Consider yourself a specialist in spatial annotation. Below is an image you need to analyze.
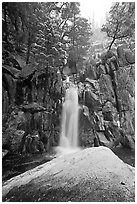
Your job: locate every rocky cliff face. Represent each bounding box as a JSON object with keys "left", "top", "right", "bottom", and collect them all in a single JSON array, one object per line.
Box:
[
  {"left": 81, "top": 47, "right": 135, "bottom": 149},
  {"left": 2, "top": 47, "right": 135, "bottom": 153}
]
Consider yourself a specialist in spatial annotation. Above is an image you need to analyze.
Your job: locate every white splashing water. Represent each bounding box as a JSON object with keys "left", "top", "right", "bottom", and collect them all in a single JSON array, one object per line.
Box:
[{"left": 56, "top": 85, "right": 80, "bottom": 155}]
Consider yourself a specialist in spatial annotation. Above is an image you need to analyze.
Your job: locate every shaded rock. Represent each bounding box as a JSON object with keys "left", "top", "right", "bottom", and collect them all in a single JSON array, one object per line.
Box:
[
  {"left": 2, "top": 110, "right": 26, "bottom": 151},
  {"left": 2, "top": 65, "right": 19, "bottom": 79},
  {"left": 2, "top": 147, "right": 135, "bottom": 202},
  {"left": 98, "top": 64, "right": 106, "bottom": 74},
  {"left": 85, "top": 65, "right": 97, "bottom": 80},
  {"left": 118, "top": 91, "right": 134, "bottom": 111},
  {"left": 121, "top": 111, "right": 135, "bottom": 136},
  {"left": 125, "top": 49, "right": 135, "bottom": 64},
  {"left": 2, "top": 73, "right": 16, "bottom": 104},
  {"left": 21, "top": 102, "right": 47, "bottom": 114},
  {"left": 96, "top": 64, "right": 107, "bottom": 77},
  {"left": 94, "top": 111, "right": 104, "bottom": 131},
  {"left": 98, "top": 74, "right": 115, "bottom": 104},
  {"left": 102, "top": 101, "right": 117, "bottom": 113},
  {"left": 100, "top": 50, "right": 116, "bottom": 64},
  {"left": 96, "top": 132, "right": 112, "bottom": 146},
  {"left": 116, "top": 67, "right": 135, "bottom": 111},
  {"left": 85, "top": 90, "right": 101, "bottom": 112},
  {"left": 22, "top": 131, "right": 45, "bottom": 154},
  {"left": 103, "top": 111, "right": 113, "bottom": 121},
  {"left": 121, "top": 135, "right": 135, "bottom": 150},
  {"left": 104, "top": 121, "right": 122, "bottom": 143},
  {"left": 5, "top": 110, "right": 26, "bottom": 131},
  {"left": 129, "top": 64, "right": 135, "bottom": 80},
  {"left": 117, "top": 46, "right": 129, "bottom": 66},
  {"left": 15, "top": 62, "right": 37, "bottom": 79},
  {"left": 85, "top": 78, "right": 99, "bottom": 90},
  {"left": 84, "top": 79, "right": 101, "bottom": 112},
  {"left": 4, "top": 129, "right": 25, "bottom": 153},
  {"left": 79, "top": 109, "right": 95, "bottom": 147},
  {"left": 102, "top": 101, "right": 117, "bottom": 122},
  {"left": 93, "top": 136, "right": 100, "bottom": 147},
  {"left": 117, "top": 46, "right": 135, "bottom": 66}
]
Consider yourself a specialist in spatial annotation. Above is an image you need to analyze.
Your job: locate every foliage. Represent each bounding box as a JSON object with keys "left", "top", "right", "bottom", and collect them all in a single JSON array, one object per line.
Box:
[
  {"left": 2, "top": 2, "right": 92, "bottom": 107},
  {"left": 102, "top": 2, "right": 135, "bottom": 50},
  {"left": 2, "top": 2, "right": 92, "bottom": 72}
]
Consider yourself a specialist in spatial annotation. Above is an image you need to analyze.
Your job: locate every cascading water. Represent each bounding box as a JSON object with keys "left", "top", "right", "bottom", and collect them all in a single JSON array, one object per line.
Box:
[
  {"left": 56, "top": 82, "right": 80, "bottom": 154},
  {"left": 60, "top": 86, "right": 79, "bottom": 148}
]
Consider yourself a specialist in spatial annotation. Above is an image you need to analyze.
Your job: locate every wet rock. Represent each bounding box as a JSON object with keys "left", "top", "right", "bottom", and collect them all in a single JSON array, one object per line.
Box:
[{"left": 2, "top": 147, "right": 135, "bottom": 202}]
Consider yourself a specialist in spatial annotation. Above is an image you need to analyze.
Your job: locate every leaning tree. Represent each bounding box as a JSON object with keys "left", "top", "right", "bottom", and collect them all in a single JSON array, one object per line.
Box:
[{"left": 102, "top": 2, "right": 135, "bottom": 50}]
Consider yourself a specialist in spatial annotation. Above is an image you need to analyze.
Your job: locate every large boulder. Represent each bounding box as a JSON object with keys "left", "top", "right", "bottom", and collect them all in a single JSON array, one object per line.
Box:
[{"left": 2, "top": 147, "right": 135, "bottom": 202}]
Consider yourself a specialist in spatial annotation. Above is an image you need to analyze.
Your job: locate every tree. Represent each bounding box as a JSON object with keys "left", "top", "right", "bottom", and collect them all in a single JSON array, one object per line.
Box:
[
  {"left": 102, "top": 2, "right": 135, "bottom": 50},
  {"left": 2, "top": 2, "right": 92, "bottom": 112}
]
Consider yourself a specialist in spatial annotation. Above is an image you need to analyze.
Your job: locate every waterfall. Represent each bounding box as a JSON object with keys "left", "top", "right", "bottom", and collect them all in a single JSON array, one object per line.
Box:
[{"left": 56, "top": 84, "right": 80, "bottom": 154}]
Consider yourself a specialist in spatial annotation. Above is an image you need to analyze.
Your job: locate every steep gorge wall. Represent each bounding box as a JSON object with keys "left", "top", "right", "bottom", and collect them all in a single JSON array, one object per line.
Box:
[{"left": 81, "top": 47, "right": 135, "bottom": 149}]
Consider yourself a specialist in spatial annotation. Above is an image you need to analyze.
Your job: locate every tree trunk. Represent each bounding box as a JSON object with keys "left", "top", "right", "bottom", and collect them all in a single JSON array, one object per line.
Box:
[{"left": 26, "top": 31, "right": 31, "bottom": 64}]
